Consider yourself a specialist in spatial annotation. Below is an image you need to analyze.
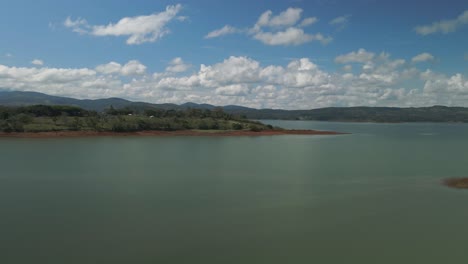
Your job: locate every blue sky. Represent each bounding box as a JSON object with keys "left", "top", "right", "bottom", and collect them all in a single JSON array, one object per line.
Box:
[{"left": 0, "top": 0, "right": 467, "bottom": 109}]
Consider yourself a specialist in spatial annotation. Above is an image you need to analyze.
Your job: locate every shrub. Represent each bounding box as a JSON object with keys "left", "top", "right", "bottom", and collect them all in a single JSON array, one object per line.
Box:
[
  {"left": 249, "top": 125, "right": 262, "bottom": 132},
  {"left": 232, "top": 123, "right": 243, "bottom": 130}
]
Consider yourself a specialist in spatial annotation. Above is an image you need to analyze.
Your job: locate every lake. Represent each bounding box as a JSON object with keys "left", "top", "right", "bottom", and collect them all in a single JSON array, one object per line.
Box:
[{"left": 1, "top": 121, "right": 468, "bottom": 263}]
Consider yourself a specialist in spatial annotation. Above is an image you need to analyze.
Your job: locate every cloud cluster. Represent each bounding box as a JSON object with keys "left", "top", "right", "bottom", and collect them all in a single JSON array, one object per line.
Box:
[
  {"left": 1, "top": 51, "right": 467, "bottom": 109},
  {"left": 415, "top": 10, "right": 468, "bottom": 35},
  {"left": 65, "top": 4, "right": 184, "bottom": 44},
  {"left": 205, "top": 7, "right": 330, "bottom": 46},
  {"left": 0, "top": 64, "right": 116, "bottom": 99}
]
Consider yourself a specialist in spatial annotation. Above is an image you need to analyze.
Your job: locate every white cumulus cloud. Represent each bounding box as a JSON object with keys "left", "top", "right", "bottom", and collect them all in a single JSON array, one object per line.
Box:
[
  {"left": 205, "top": 25, "right": 239, "bottom": 39},
  {"left": 96, "top": 60, "right": 146, "bottom": 76},
  {"left": 300, "top": 17, "right": 318, "bottom": 27},
  {"left": 64, "top": 17, "right": 89, "bottom": 34},
  {"left": 95, "top": 61, "right": 122, "bottom": 75},
  {"left": 412, "top": 52, "right": 435, "bottom": 63},
  {"left": 121, "top": 60, "right": 147, "bottom": 75},
  {"left": 65, "top": 4, "right": 184, "bottom": 45},
  {"left": 166, "top": 57, "right": 191, "bottom": 73},
  {"left": 31, "top": 59, "right": 44, "bottom": 66},
  {"left": 254, "top": 28, "right": 330, "bottom": 46},
  {"left": 335, "top": 49, "right": 375, "bottom": 64},
  {"left": 255, "top": 8, "right": 302, "bottom": 28},
  {"left": 215, "top": 84, "right": 250, "bottom": 96}
]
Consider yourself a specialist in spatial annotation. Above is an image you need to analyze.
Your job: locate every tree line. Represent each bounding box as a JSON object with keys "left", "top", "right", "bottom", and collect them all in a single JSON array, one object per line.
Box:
[{"left": 0, "top": 105, "right": 272, "bottom": 133}]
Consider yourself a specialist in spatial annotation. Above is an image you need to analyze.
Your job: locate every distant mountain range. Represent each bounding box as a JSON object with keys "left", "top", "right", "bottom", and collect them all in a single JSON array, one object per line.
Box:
[
  {"left": 0, "top": 91, "right": 182, "bottom": 111},
  {"left": 0, "top": 91, "right": 255, "bottom": 112},
  {"left": 2, "top": 90, "right": 468, "bottom": 122}
]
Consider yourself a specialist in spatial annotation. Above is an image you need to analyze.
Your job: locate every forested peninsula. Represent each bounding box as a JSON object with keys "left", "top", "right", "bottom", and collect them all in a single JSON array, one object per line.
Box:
[{"left": 0, "top": 105, "right": 340, "bottom": 137}]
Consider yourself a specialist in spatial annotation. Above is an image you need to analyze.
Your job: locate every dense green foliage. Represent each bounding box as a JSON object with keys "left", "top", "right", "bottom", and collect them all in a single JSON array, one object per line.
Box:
[{"left": 0, "top": 105, "right": 273, "bottom": 133}]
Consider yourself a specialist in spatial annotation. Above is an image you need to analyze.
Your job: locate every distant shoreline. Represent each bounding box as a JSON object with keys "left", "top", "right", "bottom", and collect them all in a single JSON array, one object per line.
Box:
[{"left": 0, "top": 129, "right": 345, "bottom": 138}]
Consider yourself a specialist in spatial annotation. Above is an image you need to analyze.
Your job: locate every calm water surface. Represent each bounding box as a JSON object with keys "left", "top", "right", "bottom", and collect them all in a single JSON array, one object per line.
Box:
[{"left": 1, "top": 121, "right": 468, "bottom": 263}]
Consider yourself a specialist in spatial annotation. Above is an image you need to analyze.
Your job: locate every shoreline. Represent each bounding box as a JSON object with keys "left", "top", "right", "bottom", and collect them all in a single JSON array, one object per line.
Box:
[{"left": 0, "top": 129, "right": 345, "bottom": 138}]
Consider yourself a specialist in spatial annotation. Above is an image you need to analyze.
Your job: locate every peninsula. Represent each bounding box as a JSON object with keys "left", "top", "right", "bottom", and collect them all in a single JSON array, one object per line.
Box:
[{"left": 0, "top": 104, "right": 341, "bottom": 137}]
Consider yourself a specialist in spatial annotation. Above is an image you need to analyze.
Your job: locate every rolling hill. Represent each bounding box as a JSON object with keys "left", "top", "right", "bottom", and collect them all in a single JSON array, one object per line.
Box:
[{"left": 2, "top": 90, "right": 468, "bottom": 122}]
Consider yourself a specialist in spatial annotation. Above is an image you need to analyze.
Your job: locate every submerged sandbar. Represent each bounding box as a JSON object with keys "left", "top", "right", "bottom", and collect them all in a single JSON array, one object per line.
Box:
[{"left": 443, "top": 178, "right": 468, "bottom": 189}]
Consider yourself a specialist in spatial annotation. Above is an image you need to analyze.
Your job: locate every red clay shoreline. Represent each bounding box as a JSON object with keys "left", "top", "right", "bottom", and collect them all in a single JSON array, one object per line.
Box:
[{"left": 0, "top": 129, "right": 346, "bottom": 138}]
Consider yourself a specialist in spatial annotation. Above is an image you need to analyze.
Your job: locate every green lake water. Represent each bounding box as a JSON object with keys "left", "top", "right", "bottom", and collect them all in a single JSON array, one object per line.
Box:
[{"left": 1, "top": 121, "right": 468, "bottom": 263}]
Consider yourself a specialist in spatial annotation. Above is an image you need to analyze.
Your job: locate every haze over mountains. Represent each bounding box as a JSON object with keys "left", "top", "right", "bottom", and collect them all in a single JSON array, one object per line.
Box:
[{"left": 2, "top": 90, "right": 468, "bottom": 123}]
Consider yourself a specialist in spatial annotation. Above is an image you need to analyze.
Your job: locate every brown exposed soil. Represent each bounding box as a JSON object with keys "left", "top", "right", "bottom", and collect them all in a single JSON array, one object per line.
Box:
[
  {"left": 442, "top": 178, "right": 468, "bottom": 189},
  {"left": 0, "top": 129, "right": 345, "bottom": 138}
]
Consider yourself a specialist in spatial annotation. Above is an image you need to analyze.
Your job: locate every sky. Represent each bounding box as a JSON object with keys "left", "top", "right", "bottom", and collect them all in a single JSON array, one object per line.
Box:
[{"left": 0, "top": 0, "right": 467, "bottom": 109}]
